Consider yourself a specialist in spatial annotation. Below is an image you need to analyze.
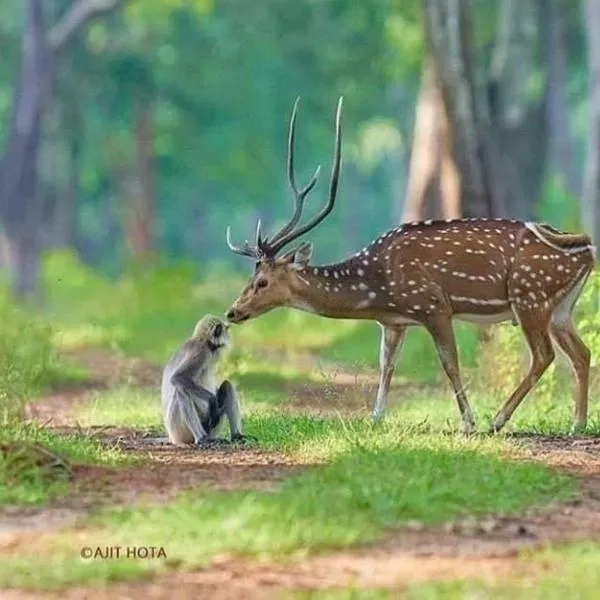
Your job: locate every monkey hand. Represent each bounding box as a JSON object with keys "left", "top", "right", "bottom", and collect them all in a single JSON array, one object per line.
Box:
[{"left": 231, "top": 433, "right": 258, "bottom": 445}]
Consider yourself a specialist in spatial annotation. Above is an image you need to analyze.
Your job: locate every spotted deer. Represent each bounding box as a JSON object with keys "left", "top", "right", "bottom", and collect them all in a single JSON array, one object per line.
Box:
[{"left": 225, "top": 97, "right": 595, "bottom": 434}]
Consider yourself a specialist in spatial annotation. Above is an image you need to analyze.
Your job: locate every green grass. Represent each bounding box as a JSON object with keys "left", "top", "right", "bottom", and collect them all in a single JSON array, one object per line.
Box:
[
  {"left": 0, "top": 424, "right": 129, "bottom": 506},
  {"left": 0, "top": 410, "right": 575, "bottom": 589},
  {"left": 405, "top": 542, "right": 600, "bottom": 600}
]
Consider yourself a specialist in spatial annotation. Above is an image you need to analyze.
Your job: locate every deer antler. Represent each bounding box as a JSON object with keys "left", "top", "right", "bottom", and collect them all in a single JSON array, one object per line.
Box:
[
  {"left": 226, "top": 97, "right": 343, "bottom": 260},
  {"left": 266, "top": 98, "right": 322, "bottom": 249},
  {"left": 226, "top": 219, "right": 264, "bottom": 259}
]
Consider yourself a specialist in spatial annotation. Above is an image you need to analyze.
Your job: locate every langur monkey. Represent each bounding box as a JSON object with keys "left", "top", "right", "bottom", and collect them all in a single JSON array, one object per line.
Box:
[{"left": 161, "top": 315, "right": 252, "bottom": 446}]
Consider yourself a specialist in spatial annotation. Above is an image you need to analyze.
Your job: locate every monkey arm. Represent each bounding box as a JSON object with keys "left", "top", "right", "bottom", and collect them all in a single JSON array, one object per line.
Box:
[
  {"left": 170, "top": 344, "right": 217, "bottom": 403},
  {"left": 216, "top": 380, "right": 242, "bottom": 437},
  {"left": 216, "top": 380, "right": 256, "bottom": 442}
]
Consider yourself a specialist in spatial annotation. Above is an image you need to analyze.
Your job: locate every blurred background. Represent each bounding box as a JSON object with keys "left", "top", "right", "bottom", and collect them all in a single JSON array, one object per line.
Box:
[{"left": 0, "top": 0, "right": 597, "bottom": 300}]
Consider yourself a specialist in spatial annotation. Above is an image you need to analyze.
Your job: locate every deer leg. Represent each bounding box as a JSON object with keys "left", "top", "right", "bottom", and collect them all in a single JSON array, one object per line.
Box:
[
  {"left": 372, "top": 324, "right": 407, "bottom": 419},
  {"left": 549, "top": 272, "right": 592, "bottom": 433},
  {"left": 424, "top": 316, "right": 475, "bottom": 434},
  {"left": 550, "top": 321, "right": 591, "bottom": 433},
  {"left": 491, "top": 315, "right": 555, "bottom": 433}
]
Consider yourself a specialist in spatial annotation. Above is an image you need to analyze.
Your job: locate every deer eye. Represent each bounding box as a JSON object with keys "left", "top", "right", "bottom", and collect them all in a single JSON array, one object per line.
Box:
[{"left": 256, "top": 278, "right": 268, "bottom": 289}]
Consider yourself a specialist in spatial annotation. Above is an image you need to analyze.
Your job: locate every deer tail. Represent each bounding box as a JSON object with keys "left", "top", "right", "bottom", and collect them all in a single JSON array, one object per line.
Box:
[{"left": 524, "top": 222, "right": 596, "bottom": 258}]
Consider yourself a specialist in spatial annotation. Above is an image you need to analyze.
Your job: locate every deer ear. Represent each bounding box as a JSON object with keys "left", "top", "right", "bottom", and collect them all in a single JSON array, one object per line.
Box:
[
  {"left": 281, "top": 242, "right": 313, "bottom": 269},
  {"left": 292, "top": 241, "right": 313, "bottom": 269}
]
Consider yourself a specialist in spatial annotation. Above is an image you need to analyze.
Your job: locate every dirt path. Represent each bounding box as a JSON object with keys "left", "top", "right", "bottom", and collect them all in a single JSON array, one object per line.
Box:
[{"left": 2, "top": 348, "right": 600, "bottom": 598}]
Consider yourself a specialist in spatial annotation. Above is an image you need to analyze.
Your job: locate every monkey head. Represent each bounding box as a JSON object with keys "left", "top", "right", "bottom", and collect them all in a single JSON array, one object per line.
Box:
[{"left": 192, "top": 315, "right": 231, "bottom": 351}]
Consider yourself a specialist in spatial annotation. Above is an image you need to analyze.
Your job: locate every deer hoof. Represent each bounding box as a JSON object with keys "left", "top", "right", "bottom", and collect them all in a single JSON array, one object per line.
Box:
[{"left": 488, "top": 419, "right": 505, "bottom": 435}]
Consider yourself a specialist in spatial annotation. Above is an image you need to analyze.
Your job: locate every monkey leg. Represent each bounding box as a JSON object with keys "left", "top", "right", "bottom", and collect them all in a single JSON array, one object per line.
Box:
[
  {"left": 187, "top": 393, "right": 230, "bottom": 446},
  {"left": 173, "top": 392, "right": 211, "bottom": 445},
  {"left": 217, "top": 380, "right": 257, "bottom": 443}
]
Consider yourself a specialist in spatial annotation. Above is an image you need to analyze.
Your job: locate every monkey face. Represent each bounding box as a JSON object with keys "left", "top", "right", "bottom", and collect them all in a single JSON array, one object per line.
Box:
[
  {"left": 211, "top": 320, "right": 231, "bottom": 348},
  {"left": 193, "top": 315, "right": 231, "bottom": 349}
]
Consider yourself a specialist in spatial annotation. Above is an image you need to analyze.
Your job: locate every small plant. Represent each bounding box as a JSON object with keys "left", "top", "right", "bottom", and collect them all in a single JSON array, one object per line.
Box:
[{"left": 0, "top": 293, "right": 58, "bottom": 424}]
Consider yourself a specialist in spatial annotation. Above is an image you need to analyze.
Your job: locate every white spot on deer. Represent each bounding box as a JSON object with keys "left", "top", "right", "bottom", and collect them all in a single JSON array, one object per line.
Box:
[
  {"left": 545, "top": 276, "right": 552, "bottom": 282},
  {"left": 313, "top": 268, "right": 318, "bottom": 275},
  {"left": 453, "top": 241, "right": 461, "bottom": 246},
  {"left": 358, "top": 282, "right": 369, "bottom": 291},
  {"left": 386, "top": 269, "right": 392, "bottom": 274},
  {"left": 362, "top": 259, "right": 369, "bottom": 266},
  {"left": 388, "top": 302, "right": 396, "bottom": 307},
  {"left": 413, "top": 305, "right": 421, "bottom": 310},
  {"left": 446, "top": 251, "right": 454, "bottom": 256},
  {"left": 408, "top": 280, "right": 416, "bottom": 286},
  {"left": 350, "top": 284, "right": 357, "bottom": 291},
  {"left": 324, "top": 269, "right": 329, "bottom": 277},
  {"left": 357, "top": 268, "right": 365, "bottom": 276},
  {"left": 355, "top": 299, "right": 371, "bottom": 309},
  {"left": 528, "top": 292, "right": 537, "bottom": 300},
  {"left": 557, "top": 265, "right": 564, "bottom": 271},
  {"left": 390, "top": 281, "right": 396, "bottom": 287},
  {"left": 368, "top": 291, "right": 377, "bottom": 299},
  {"left": 333, "top": 271, "right": 339, "bottom": 279}
]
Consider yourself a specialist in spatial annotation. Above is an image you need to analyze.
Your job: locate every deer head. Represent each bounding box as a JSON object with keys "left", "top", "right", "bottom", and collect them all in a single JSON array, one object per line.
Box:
[{"left": 225, "top": 97, "right": 343, "bottom": 324}]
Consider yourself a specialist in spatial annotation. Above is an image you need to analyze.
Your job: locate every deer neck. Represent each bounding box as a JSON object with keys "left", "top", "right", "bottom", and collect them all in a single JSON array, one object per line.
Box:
[{"left": 288, "top": 258, "right": 387, "bottom": 319}]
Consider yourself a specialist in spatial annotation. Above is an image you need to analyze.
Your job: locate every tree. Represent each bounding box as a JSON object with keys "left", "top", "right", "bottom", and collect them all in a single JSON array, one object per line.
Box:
[
  {"left": 416, "top": 0, "right": 548, "bottom": 221},
  {"left": 0, "top": 0, "right": 126, "bottom": 299},
  {"left": 401, "top": 55, "right": 460, "bottom": 223},
  {"left": 582, "top": 0, "right": 600, "bottom": 247}
]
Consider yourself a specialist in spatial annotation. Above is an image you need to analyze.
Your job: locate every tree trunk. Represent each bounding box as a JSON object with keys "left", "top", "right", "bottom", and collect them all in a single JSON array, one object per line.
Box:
[
  {"left": 123, "top": 98, "right": 156, "bottom": 263},
  {"left": 542, "top": 0, "right": 578, "bottom": 197},
  {"left": 423, "top": 0, "right": 499, "bottom": 218},
  {"left": 583, "top": 0, "right": 600, "bottom": 247},
  {"left": 402, "top": 57, "right": 461, "bottom": 223},
  {"left": 0, "top": 0, "right": 125, "bottom": 298},
  {"left": 421, "top": 0, "right": 547, "bottom": 222},
  {"left": 0, "top": 0, "right": 50, "bottom": 300}
]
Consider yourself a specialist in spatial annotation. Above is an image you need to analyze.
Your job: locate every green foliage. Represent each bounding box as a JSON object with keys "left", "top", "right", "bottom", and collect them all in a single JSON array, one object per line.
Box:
[
  {"left": 0, "top": 423, "right": 128, "bottom": 507},
  {"left": 538, "top": 175, "right": 581, "bottom": 231},
  {"left": 0, "top": 291, "right": 62, "bottom": 423}
]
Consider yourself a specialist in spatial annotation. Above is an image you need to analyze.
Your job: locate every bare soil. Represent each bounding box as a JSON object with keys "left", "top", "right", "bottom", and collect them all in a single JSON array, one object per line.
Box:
[{"left": 3, "top": 348, "right": 600, "bottom": 598}]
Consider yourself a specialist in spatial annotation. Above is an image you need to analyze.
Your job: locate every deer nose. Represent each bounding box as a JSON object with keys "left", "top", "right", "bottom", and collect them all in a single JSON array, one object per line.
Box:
[{"left": 225, "top": 309, "right": 236, "bottom": 321}]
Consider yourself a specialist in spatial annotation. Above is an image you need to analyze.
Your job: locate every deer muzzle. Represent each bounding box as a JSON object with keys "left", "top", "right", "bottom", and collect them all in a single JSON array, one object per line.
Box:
[{"left": 225, "top": 307, "right": 250, "bottom": 324}]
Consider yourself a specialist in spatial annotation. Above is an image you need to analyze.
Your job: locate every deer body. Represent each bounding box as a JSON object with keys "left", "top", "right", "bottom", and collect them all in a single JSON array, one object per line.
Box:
[{"left": 225, "top": 97, "right": 594, "bottom": 434}]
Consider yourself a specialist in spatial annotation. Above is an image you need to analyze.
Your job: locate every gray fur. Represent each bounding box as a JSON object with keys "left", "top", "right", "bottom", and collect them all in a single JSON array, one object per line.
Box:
[{"left": 161, "top": 317, "right": 244, "bottom": 445}]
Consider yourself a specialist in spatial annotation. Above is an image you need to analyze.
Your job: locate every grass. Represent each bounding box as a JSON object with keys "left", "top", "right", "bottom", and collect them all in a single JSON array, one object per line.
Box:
[
  {"left": 0, "top": 406, "right": 575, "bottom": 589},
  {"left": 285, "top": 543, "right": 600, "bottom": 600},
  {"left": 404, "top": 542, "right": 600, "bottom": 600},
  {"left": 0, "top": 423, "right": 129, "bottom": 506}
]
